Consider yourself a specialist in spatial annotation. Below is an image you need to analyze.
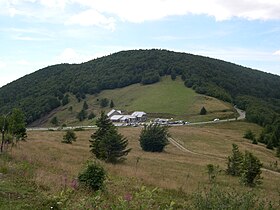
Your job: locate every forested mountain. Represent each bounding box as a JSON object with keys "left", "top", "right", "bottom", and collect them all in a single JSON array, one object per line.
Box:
[{"left": 0, "top": 49, "right": 280, "bottom": 126}]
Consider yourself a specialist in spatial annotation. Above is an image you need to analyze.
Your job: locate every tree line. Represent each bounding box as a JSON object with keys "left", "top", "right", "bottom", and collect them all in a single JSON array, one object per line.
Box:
[{"left": 0, "top": 49, "right": 279, "bottom": 130}]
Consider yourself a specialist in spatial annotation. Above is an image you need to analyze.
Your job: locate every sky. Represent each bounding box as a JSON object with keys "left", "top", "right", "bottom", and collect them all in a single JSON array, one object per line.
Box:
[{"left": 1, "top": 0, "right": 280, "bottom": 88}]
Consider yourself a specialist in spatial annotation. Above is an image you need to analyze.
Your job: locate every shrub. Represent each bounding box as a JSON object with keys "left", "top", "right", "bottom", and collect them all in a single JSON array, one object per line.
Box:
[
  {"left": 88, "top": 112, "right": 96, "bottom": 120},
  {"left": 62, "top": 130, "right": 77, "bottom": 144},
  {"left": 206, "top": 164, "right": 220, "bottom": 183},
  {"left": 192, "top": 185, "right": 264, "bottom": 210},
  {"left": 78, "top": 161, "right": 106, "bottom": 191},
  {"left": 243, "top": 130, "right": 256, "bottom": 141},
  {"left": 252, "top": 138, "right": 258, "bottom": 145},
  {"left": 276, "top": 146, "right": 280, "bottom": 158},
  {"left": 139, "top": 124, "right": 169, "bottom": 152},
  {"left": 50, "top": 116, "right": 58, "bottom": 126},
  {"left": 100, "top": 98, "right": 109, "bottom": 108}
]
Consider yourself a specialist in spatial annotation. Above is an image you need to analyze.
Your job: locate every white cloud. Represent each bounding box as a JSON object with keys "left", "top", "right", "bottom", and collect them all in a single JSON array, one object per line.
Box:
[
  {"left": 65, "top": 9, "right": 116, "bottom": 31},
  {"left": 273, "top": 50, "right": 280, "bottom": 56},
  {"left": 1, "top": 0, "right": 280, "bottom": 29},
  {"left": 54, "top": 48, "right": 94, "bottom": 64},
  {"left": 39, "top": 0, "right": 68, "bottom": 9},
  {"left": 17, "top": 59, "right": 30, "bottom": 65},
  {"left": 0, "top": 60, "right": 6, "bottom": 69},
  {"left": 70, "top": 0, "right": 280, "bottom": 22},
  {"left": 2, "top": 27, "right": 55, "bottom": 41}
]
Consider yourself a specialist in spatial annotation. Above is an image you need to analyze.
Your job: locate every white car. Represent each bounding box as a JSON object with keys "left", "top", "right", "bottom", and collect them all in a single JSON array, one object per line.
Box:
[{"left": 213, "top": 118, "right": 220, "bottom": 122}]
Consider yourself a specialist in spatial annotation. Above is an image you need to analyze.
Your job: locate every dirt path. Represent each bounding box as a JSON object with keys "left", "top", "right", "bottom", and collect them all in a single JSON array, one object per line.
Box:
[{"left": 168, "top": 137, "right": 280, "bottom": 176}]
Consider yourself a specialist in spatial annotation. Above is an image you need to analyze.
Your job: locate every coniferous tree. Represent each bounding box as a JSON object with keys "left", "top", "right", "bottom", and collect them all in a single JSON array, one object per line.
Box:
[
  {"left": 89, "top": 112, "right": 131, "bottom": 163},
  {"left": 240, "top": 151, "right": 262, "bottom": 187},
  {"left": 77, "top": 109, "right": 87, "bottom": 121},
  {"left": 276, "top": 146, "right": 280, "bottom": 158},
  {"left": 226, "top": 144, "right": 243, "bottom": 176},
  {"left": 62, "top": 94, "right": 69, "bottom": 106},
  {"left": 200, "top": 106, "right": 207, "bottom": 115},
  {"left": 83, "top": 101, "right": 89, "bottom": 110},
  {"left": 110, "top": 100, "right": 115, "bottom": 108}
]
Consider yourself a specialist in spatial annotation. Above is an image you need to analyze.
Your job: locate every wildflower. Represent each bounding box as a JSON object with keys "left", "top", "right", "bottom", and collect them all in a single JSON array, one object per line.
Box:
[
  {"left": 71, "top": 178, "right": 79, "bottom": 190},
  {"left": 124, "top": 193, "right": 132, "bottom": 202}
]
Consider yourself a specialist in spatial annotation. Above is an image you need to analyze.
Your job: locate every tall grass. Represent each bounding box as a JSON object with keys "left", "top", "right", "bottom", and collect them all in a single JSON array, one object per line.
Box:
[{"left": 3, "top": 121, "right": 280, "bottom": 208}]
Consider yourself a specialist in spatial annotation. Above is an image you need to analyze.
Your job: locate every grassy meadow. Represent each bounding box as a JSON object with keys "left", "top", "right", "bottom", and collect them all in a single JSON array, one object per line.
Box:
[
  {"left": 1, "top": 121, "right": 280, "bottom": 209},
  {"left": 40, "top": 77, "right": 235, "bottom": 127}
]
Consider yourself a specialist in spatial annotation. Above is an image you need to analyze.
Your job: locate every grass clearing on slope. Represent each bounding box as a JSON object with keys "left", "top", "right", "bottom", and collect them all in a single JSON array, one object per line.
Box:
[
  {"left": 41, "top": 77, "right": 235, "bottom": 127},
  {"left": 3, "top": 121, "right": 280, "bottom": 208}
]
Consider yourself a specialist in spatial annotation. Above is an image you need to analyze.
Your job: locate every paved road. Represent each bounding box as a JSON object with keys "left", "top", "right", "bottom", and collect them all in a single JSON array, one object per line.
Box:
[
  {"left": 27, "top": 125, "right": 97, "bottom": 131},
  {"left": 185, "top": 106, "right": 246, "bottom": 126},
  {"left": 27, "top": 107, "right": 246, "bottom": 131}
]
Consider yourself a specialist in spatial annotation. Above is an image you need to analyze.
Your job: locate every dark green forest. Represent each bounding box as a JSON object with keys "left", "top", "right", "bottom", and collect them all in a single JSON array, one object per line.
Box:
[{"left": 0, "top": 49, "right": 280, "bottom": 132}]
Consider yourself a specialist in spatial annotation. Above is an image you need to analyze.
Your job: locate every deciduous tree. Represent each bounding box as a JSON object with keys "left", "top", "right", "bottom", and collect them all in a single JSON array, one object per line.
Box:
[{"left": 139, "top": 124, "right": 169, "bottom": 152}]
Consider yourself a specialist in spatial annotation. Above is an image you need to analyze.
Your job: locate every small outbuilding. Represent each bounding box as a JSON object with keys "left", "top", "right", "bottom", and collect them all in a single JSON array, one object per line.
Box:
[
  {"left": 107, "top": 109, "right": 122, "bottom": 118},
  {"left": 131, "top": 111, "right": 147, "bottom": 122}
]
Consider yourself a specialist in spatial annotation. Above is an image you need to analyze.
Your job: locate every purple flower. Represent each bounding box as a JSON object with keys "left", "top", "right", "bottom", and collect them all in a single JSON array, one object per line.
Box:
[
  {"left": 124, "top": 193, "right": 133, "bottom": 202},
  {"left": 71, "top": 178, "right": 79, "bottom": 190}
]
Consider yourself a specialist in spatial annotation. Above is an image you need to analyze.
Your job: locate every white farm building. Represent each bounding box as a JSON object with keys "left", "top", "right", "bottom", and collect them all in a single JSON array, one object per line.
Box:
[{"left": 107, "top": 109, "right": 147, "bottom": 123}]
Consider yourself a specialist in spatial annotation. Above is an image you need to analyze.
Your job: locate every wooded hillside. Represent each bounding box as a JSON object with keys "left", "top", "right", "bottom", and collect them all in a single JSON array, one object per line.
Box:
[{"left": 0, "top": 49, "right": 279, "bottom": 125}]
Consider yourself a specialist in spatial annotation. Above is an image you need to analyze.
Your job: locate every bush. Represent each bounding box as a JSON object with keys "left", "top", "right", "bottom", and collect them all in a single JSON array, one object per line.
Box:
[
  {"left": 62, "top": 130, "right": 77, "bottom": 144},
  {"left": 88, "top": 112, "right": 96, "bottom": 120},
  {"left": 78, "top": 161, "right": 106, "bottom": 191},
  {"left": 243, "top": 130, "right": 256, "bottom": 141},
  {"left": 206, "top": 164, "right": 220, "bottom": 183},
  {"left": 50, "top": 116, "right": 58, "bottom": 126},
  {"left": 276, "top": 146, "right": 280, "bottom": 158},
  {"left": 100, "top": 98, "right": 109, "bottom": 108},
  {"left": 192, "top": 185, "right": 264, "bottom": 210},
  {"left": 139, "top": 124, "right": 169, "bottom": 152}
]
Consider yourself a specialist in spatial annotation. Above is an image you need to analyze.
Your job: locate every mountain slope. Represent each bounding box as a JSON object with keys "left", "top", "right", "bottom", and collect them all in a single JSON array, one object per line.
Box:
[
  {"left": 0, "top": 49, "right": 279, "bottom": 125},
  {"left": 31, "top": 77, "right": 234, "bottom": 127}
]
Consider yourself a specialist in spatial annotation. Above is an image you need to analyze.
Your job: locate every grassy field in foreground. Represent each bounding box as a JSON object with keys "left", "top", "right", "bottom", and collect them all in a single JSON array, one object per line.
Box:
[
  {"left": 1, "top": 121, "right": 280, "bottom": 209},
  {"left": 40, "top": 77, "right": 235, "bottom": 127}
]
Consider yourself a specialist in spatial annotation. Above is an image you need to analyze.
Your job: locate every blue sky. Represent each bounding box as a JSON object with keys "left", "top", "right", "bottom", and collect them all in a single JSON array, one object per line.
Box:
[{"left": 1, "top": 0, "right": 280, "bottom": 87}]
